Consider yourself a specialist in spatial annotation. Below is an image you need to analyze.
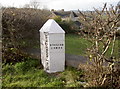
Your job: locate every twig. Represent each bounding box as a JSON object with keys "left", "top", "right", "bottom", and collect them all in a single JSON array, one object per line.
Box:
[{"left": 111, "top": 31, "right": 116, "bottom": 56}]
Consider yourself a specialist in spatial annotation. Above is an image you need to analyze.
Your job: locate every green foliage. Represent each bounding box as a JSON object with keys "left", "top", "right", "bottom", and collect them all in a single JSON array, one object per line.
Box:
[
  {"left": 2, "top": 58, "right": 39, "bottom": 75},
  {"left": 2, "top": 60, "right": 84, "bottom": 87},
  {"left": 2, "top": 63, "right": 15, "bottom": 75},
  {"left": 59, "top": 21, "right": 77, "bottom": 34},
  {"left": 2, "top": 8, "right": 50, "bottom": 48},
  {"left": 2, "top": 8, "right": 51, "bottom": 63},
  {"left": 53, "top": 16, "right": 79, "bottom": 34},
  {"left": 53, "top": 16, "right": 62, "bottom": 23},
  {"left": 2, "top": 47, "right": 29, "bottom": 63},
  {"left": 14, "top": 58, "right": 39, "bottom": 73},
  {"left": 58, "top": 67, "right": 84, "bottom": 87}
]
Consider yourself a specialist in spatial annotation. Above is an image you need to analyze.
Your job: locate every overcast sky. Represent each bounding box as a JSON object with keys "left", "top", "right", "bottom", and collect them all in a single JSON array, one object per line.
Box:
[{"left": 0, "top": 0, "right": 119, "bottom": 11}]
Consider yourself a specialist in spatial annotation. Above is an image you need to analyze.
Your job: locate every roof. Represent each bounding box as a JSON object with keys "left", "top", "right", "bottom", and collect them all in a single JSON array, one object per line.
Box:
[
  {"left": 52, "top": 11, "right": 71, "bottom": 18},
  {"left": 70, "top": 11, "right": 78, "bottom": 17},
  {"left": 40, "top": 19, "right": 65, "bottom": 33},
  {"left": 52, "top": 11, "right": 79, "bottom": 19}
]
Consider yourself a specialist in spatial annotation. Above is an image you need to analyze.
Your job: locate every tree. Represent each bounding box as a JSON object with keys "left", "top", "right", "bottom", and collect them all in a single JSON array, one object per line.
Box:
[
  {"left": 117, "top": 1, "right": 120, "bottom": 13},
  {"left": 78, "top": 3, "right": 120, "bottom": 88},
  {"left": 23, "top": 4, "right": 30, "bottom": 8},
  {"left": 2, "top": 7, "right": 50, "bottom": 63},
  {"left": 30, "top": 0, "right": 40, "bottom": 9}
]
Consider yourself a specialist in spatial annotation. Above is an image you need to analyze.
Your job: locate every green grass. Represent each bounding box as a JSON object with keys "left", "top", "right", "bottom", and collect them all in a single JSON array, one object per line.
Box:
[
  {"left": 65, "top": 34, "right": 91, "bottom": 56},
  {"left": 105, "top": 38, "right": 120, "bottom": 59},
  {"left": 2, "top": 59, "right": 84, "bottom": 87},
  {"left": 65, "top": 34, "right": 119, "bottom": 58},
  {"left": 2, "top": 34, "right": 119, "bottom": 87}
]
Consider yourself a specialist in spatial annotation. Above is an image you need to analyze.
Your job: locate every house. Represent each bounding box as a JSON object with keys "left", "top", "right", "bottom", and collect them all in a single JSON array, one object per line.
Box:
[
  {"left": 50, "top": 9, "right": 79, "bottom": 21},
  {"left": 70, "top": 11, "right": 79, "bottom": 21},
  {"left": 50, "top": 9, "right": 81, "bottom": 29},
  {"left": 50, "top": 9, "right": 71, "bottom": 21}
]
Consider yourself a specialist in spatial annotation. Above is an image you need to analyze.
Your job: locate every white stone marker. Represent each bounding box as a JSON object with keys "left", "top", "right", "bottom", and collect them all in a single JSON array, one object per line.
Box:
[{"left": 39, "top": 19, "right": 65, "bottom": 73}]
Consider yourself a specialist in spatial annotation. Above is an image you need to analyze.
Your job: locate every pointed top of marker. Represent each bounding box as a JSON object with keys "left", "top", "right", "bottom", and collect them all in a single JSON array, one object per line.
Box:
[{"left": 40, "top": 19, "right": 65, "bottom": 33}]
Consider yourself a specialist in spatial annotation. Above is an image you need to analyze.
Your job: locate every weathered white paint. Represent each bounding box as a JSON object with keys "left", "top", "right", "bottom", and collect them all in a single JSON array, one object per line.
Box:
[{"left": 39, "top": 19, "right": 65, "bottom": 73}]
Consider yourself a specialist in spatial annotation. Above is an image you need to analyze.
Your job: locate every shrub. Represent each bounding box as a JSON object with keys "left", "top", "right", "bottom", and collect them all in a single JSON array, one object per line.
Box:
[
  {"left": 2, "top": 47, "right": 29, "bottom": 63},
  {"left": 14, "top": 59, "right": 39, "bottom": 73},
  {"left": 2, "top": 63, "right": 15, "bottom": 75},
  {"left": 52, "top": 16, "right": 79, "bottom": 34},
  {"left": 2, "top": 7, "right": 51, "bottom": 63},
  {"left": 52, "top": 16, "right": 62, "bottom": 23},
  {"left": 78, "top": 3, "right": 120, "bottom": 88},
  {"left": 59, "top": 21, "right": 76, "bottom": 34}
]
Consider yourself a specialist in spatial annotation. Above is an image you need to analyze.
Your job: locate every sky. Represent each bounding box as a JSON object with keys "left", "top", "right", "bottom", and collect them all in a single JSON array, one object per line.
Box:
[{"left": 0, "top": 0, "right": 119, "bottom": 11}]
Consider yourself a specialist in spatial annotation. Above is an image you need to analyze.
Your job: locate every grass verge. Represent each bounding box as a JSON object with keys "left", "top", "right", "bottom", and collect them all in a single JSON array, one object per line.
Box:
[
  {"left": 65, "top": 34, "right": 91, "bottom": 56},
  {"left": 65, "top": 34, "right": 119, "bottom": 58},
  {"left": 2, "top": 59, "right": 84, "bottom": 87}
]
